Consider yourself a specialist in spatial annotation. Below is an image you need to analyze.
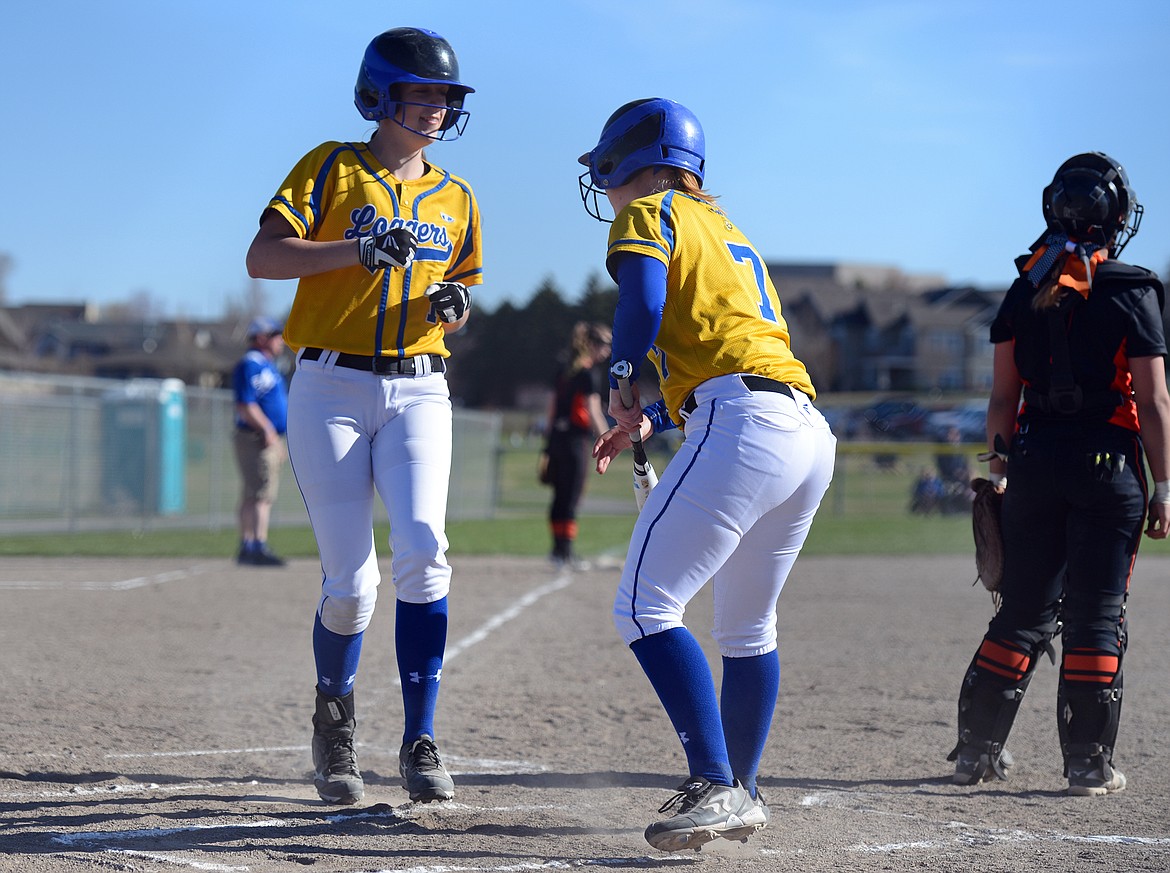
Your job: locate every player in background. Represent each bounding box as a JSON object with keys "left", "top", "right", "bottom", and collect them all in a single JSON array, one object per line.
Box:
[
  {"left": 583, "top": 98, "right": 837, "bottom": 852},
  {"left": 543, "top": 321, "right": 612, "bottom": 568},
  {"left": 948, "top": 153, "right": 1169, "bottom": 795},
  {"left": 231, "top": 316, "right": 289, "bottom": 566},
  {"left": 245, "top": 27, "right": 481, "bottom": 806}
]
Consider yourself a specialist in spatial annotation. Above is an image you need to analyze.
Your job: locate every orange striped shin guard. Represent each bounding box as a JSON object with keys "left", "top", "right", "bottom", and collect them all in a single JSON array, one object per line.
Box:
[{"left": 975, "top": 638, "right": 1033, "bottom": 683}]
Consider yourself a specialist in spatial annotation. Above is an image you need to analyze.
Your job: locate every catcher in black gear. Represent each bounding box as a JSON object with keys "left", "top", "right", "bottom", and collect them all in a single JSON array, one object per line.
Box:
[{"left": 949, "top": 152, "right": 1170, "bottom": 796}]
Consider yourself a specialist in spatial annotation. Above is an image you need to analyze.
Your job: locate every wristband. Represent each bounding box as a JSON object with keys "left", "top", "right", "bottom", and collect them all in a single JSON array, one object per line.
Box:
[
  {"left": 990, "top": 475, "right": 1007, "bottom": 489},
  {"left": 642, "top": 400, "right": 677, "bottom": 434},
  {"left": 1153, "top": 480, "right": 1170, "bottom": 504}
]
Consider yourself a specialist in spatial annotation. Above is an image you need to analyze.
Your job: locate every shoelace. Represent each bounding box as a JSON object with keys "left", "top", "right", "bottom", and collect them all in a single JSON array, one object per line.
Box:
[
  {"left": 323, "top": 731, "right": 358, "bottom": 774},
  {"left": 657, "top": 779, "right": 711, "bottom": 814},
  {"left": 408, "top": 738, "right": 443, "bottom": 771}
]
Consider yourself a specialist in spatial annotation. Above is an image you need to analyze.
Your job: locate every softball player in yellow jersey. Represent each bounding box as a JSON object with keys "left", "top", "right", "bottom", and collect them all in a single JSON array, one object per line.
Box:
[
  {"left": 583, "top": 98, "right": 837, "bottom": 852},
  {"left": 245, "top": 27, "right": 480, "bottom": 807}
]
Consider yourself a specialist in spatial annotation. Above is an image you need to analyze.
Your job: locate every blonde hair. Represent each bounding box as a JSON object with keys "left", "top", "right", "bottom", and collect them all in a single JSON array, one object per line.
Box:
[
  {"left": 1029, "top": 244, "right": 1108, "bottom": 311},
  {"left": 651, "top": 167, "right": 718, "bottom": 204},
  {"left": 1031, "top": 278, "right": 1064, "bottom": 312},
  {"left": 568, "top": 321, "right": 612, "bottom": 374}
]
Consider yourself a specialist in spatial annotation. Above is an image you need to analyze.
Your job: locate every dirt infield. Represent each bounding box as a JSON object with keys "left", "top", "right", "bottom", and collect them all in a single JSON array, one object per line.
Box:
[{"left": 2, "top": 552, "right": 1168, "bottom": 872}]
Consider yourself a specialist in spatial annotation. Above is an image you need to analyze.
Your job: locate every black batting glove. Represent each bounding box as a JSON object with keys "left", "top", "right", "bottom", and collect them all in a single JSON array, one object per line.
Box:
[
  {"left": 359, "top": 227, "right": 417, "bottom": 273},
  {"left": 425, "top": 282, "right": 471, "bottom": 323}
]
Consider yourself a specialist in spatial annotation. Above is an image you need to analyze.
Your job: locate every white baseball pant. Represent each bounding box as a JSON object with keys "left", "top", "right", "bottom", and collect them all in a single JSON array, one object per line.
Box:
[
  {"left": 287, "top": 351, "right": 453, "bottom": 637},
  {"left": 613, "top": 373, "right": 837, "bottom": 657}
]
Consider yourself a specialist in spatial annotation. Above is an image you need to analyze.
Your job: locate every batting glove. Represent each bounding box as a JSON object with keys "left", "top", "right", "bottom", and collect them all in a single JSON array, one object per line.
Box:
[
  {"left": 359, "top": 227, "right": 417, "bottom": 273},
  {"left": 425, "top": 282, "right": 471, "bottom": 323}
]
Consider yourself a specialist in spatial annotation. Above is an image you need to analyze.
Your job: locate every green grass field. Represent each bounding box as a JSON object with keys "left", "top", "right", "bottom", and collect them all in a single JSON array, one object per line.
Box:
[
  {"left": 0, "top": 512, "right": 978, "bottom": 558},
  {"left": 0, "top": 442, "right": 983, "bottom": 558}
]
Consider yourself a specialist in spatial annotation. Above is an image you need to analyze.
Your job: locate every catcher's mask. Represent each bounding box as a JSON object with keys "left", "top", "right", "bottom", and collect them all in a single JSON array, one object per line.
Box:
[
  {"left": 354, "top": 27, "right": 474, "bottom": 141},
  {"left": 577, "top": 97, "right": 706, "bottom": 222},
  {"left": 1042, "top": 152, "right": 1142, "bottom": 258}
]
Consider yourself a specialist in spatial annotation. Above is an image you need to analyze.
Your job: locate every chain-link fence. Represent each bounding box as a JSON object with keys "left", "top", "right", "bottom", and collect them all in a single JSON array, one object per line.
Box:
[{"left": 0, "top": 373, "right": 501, "bottom": 534}]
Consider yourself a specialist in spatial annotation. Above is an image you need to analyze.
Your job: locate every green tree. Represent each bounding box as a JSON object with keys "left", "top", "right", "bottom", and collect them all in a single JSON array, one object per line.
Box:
[
  {"left": 448, "top": 278, "right": 571, "bottom": 407},
  {"left": 576, "top": 272, "right": 619, "bottom": 325},
  {"left": 445, "top": 272, "right": 619, "bottom": 409}
]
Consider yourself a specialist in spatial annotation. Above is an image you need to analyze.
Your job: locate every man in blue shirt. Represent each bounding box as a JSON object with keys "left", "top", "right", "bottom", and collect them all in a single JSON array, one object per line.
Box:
[{"left": 232, "top": 317, "right": 289, "bottom": 566}]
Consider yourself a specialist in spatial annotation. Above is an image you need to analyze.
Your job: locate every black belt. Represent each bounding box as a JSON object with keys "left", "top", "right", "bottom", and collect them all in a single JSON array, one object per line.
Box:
[
  {"left": 301, "top": 347, "right": 445, "bottom": 375},
  {"left": 681, "top": 376, "right": 799, "bottom": 417},
  {"left": 1022, "top": 385, "right": 1122, "bottom": 416}
]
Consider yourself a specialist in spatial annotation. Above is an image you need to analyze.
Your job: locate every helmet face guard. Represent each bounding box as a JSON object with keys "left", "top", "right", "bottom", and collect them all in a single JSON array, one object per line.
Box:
[
  {"left": 577, "top": 98, "right": 705, "bottom": 222},
  {"left": 355, "top": 27, "right": 474, "bottom": 141},
  {"left": 1042, "top": 152, "right": 1142, "bottom": 257}
]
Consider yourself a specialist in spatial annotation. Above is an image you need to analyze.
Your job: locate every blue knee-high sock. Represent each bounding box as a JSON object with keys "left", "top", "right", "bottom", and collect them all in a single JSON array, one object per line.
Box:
[
  {"left": 720, "top": 651, "right": 780, "bottom": 798},
  {"left": 396, "top": 597, "right": 448, "bottom": 744},
  {"left": 630, "top": 627, "right": 733, "bottom": 786},
  {"left": 313, "top": 612, "right": 363, "bottom": 698}
]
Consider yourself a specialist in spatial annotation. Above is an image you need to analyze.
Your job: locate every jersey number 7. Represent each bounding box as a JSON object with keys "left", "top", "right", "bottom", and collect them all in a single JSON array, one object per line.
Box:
[{"left": 727, "top": 243, "right": 778, "bottom": 322}]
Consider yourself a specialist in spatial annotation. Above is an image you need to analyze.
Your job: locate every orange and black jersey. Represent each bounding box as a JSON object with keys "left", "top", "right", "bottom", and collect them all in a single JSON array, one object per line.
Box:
[
  {"left": 991, "top": 260, "right": 1166, "bottom": 432},
  {"left": 551, "top": 366, "right": 602, "bottom": 435}
]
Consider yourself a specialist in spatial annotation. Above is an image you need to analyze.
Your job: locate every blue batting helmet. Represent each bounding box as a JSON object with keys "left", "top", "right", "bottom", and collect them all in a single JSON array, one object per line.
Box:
[
  {"left": 579, "top": 98, "right": 705, "bottom": 190},
  {"left": 354, "top": 27, "right": 474, "bottom": 140},
  {"left": 577, "top": 98, "right": 705, "bottom": 221}
]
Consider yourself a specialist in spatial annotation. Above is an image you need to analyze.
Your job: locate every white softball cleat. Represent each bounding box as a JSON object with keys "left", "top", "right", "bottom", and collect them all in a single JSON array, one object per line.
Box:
[
  {"left": 1067, "top": 755, "right": 1126, "bottom": 796},
  {"left": 644, "top": 778, "right": 769, "bottom": 852}
]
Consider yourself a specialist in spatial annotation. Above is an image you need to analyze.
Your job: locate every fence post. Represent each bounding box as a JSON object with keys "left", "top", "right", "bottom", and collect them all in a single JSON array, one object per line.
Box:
[
  {"left": 66, "top": 386, "right": 81, "bottom": 533},
  {"left": 210, "top": 391, "right": 224, "bottom": 530}
]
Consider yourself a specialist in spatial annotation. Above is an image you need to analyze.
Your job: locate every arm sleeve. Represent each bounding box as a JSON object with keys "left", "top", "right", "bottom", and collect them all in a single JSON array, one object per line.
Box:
[{"left": 609, "top": 252, "right": 667, "bottom": 386}]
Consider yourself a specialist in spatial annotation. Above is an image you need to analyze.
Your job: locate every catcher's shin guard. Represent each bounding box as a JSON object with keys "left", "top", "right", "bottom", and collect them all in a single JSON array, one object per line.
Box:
[
  {"left": 948, "top": 637, "right": 1053, "bottom": 782},
  {"left": 1058, "top": 591, "right": 1127, "bottom": 778},
  {"left": 1058, "top": 649, "right": 1124, "bottom": 775}
]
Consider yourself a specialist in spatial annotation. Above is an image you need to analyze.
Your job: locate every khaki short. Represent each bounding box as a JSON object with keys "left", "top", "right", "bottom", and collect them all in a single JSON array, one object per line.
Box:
[{"left": 233, "top": 429, "right": 284, "bottom": 502}]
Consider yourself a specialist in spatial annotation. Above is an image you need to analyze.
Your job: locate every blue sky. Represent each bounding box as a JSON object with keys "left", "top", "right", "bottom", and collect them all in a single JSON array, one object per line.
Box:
[{"left": 2, "top": 1, "right": 1168, "bottom": 320}]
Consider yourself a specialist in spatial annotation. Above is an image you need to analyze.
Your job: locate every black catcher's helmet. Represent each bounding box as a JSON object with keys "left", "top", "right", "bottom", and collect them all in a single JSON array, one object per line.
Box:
[
  {"left": 354, "top": 27, "right": 474, "bottom": 140},
  {"left": 1042, "top": 152, "right": 1142, "bottom": 257}
]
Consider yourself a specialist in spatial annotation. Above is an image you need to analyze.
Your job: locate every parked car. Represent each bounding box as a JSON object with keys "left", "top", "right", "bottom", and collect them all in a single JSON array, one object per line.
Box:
[
  {"left": 926, "top": 401, "right": 988, "bottom": 443},
  {"left": 863, "top": 398, "right": 931, "bottom": 440},
  {"left": 821, "top": 405, "right": 866, "bottom": 440}
]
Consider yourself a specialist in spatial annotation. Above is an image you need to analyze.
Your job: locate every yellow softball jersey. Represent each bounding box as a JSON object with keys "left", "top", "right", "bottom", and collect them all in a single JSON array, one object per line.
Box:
[
  {"left": 606, "top": 190, "right": 814, "bottom": 424},
  {"left": 264, "top": 141, "right": 483, "bottom": 358}
]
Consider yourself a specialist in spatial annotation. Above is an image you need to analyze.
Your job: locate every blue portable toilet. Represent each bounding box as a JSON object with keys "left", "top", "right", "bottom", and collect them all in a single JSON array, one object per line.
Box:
[
  {"left": 156, "top": 378, "right": 187, "bottom": 514},
  {"left": 101, "top": 378, "right": 187, "bottom": 515}
]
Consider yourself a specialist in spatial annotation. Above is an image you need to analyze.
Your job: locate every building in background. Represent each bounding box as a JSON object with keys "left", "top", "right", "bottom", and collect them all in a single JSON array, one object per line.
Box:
[{"left": 0, "top": 261, "right": 1018, "bottom": 398}]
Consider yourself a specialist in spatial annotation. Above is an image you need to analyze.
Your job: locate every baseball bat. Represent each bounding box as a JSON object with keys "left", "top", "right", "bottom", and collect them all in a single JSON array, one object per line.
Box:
[{"left": 610, "top": 360, "right": 658, "bottom": 511}]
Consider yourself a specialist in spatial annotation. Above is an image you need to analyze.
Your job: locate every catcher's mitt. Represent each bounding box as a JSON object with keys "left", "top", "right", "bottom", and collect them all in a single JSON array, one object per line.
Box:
[{"left": 971, "top": 477, "right": 1004, "bottom": 604}]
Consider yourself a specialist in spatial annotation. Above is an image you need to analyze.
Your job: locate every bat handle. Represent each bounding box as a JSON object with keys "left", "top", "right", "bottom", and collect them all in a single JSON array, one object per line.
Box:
[
  {"left": 610, "top": 360, "right": 657, "bottom": 512},
  {"left": 611, "top": 359, "right": 634, "bottom": 404},
  {"left": 610, "top": 360, "right": 643, "bottom": 446}
]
